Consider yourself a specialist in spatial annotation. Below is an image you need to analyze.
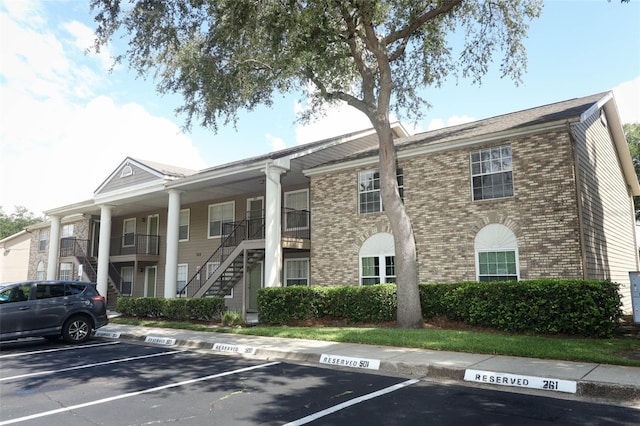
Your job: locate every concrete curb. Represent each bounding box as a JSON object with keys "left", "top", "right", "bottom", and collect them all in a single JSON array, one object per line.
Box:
[{"left": 103, "top": 331, "right": 640, "bottom": 405}]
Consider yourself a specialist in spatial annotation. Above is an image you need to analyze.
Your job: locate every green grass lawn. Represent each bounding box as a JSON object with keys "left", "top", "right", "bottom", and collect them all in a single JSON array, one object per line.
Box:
[{"left": 109, "top": 317, "right": 640, "bottom": 367}]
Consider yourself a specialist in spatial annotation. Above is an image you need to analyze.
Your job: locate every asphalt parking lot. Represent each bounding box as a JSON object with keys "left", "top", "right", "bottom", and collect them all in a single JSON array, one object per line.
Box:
[{"left": 1, "top": 338, "right": 639, "bottom": 425}]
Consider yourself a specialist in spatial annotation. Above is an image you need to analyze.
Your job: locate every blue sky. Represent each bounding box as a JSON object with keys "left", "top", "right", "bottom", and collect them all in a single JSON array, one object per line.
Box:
[{"left": 1, "top": 0, "right": 639, "bottom": 217}]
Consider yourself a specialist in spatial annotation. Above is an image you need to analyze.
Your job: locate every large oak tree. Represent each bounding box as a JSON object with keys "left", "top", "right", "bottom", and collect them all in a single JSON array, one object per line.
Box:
[{"left": 91, "top": 0, "right": 542, "bottom": 328}]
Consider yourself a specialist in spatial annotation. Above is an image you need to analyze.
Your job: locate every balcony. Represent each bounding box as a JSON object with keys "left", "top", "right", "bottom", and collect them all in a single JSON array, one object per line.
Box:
[{"left": 109, "top": 234, "right": 160, "bottom": 262}]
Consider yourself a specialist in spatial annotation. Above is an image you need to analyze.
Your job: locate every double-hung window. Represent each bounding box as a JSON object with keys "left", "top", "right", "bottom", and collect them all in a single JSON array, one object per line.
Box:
[
  {"left": 120, "top": 266, "right": 133, "bottom": 296},
  {"left": 284, "top": 259, "right": 309, "bottom": 286},
  {"left": 358, "top": 168, "right": 403, "bottom": 214},
  {"left": 471, "top": 145, "right": 513, "bottom": 200},
  {"left": 59, "top": 262, "right": 73, "bottom": 281},
  {"left": 177, "top": 264, "right": 188, "bottom": 295},
  {"left": 284, "top": 190, "right": 309, "bottom": 230},
  {"left": 179, "top": 209, "right": 190, "bottom": 241},
  {"left": 208, "top": 202, "right": 234, "bottom": 238},
  {"left": 39, "top": 230, "right": 48, "bottom": 251},
  {"left": 123, "top": 218, "right": 136, "bottom": 247}
]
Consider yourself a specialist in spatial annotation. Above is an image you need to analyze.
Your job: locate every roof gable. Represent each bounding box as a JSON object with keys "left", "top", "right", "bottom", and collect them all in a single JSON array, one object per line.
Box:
[{"left": 94, "top": 157, "right": 197, "bottom": 196}]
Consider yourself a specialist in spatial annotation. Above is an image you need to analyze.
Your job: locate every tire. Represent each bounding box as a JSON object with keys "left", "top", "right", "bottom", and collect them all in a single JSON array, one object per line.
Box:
[{"left": 62, "top": 316, "right": 92, "bottom": 344}]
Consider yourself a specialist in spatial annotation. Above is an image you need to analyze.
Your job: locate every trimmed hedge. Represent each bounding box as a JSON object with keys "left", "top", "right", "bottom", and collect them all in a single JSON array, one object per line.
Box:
[
  {"left": 258, "top": 284, "right": 397, "bottom": 324},
  {"left": 115, "top": 297, "right": 226, "bottom": 321},
  {"left": 259, "top": 280, "right": 622, "bottom": 337},
  {"left": 420, "top": 279, "right": 622, "bottom": 337}
]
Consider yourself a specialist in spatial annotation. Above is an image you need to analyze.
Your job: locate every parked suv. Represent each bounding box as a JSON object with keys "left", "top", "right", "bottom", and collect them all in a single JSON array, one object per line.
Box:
[{"left": 0, "top": 280, "right": 108, "bottom": 344}]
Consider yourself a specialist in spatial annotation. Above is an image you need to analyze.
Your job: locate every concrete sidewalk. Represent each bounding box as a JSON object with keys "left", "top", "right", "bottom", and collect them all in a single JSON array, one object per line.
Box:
[{"left": 95, "top": 323, "right": 640, "bottom": 407}]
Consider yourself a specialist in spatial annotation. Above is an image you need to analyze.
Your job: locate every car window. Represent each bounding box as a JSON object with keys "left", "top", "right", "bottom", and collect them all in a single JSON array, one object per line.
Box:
[
  {"left": 36, "top": 283, "right": 66, "bottom": 299},
  {"left": 0, "top": 284, "right": 31, "bottom": 303},
  {"left": 65, "top": 284, "right": 87, "bottom": 296}
]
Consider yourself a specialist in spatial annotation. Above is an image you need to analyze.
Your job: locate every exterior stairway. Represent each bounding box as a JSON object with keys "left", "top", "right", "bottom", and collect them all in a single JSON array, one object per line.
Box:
[{"left": 194, "top": 240, "right": 265, "bottom": 298}]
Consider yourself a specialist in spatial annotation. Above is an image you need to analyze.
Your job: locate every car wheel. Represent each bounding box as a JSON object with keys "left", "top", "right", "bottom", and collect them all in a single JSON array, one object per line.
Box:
[
  {"left": 43, "top": 335, "right": 60, "bottom": 342},
  {"left": 62, "top": 316, "right": 92, "bottom": 344}
]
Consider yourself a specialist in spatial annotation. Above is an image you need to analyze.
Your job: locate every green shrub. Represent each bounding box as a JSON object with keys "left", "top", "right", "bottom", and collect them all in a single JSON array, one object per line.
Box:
[
  {"left": 163, "top": 299, "right": 191, "bottom": 321},
  {"left": 258, "top": 284, "right": 396, "bottom": 324},
  {"left": 115, "top": 297, "right": 136, "bottom": 316},
  {"left": 187, "top": 297, "right": 226, "bottom": 321},
  {"left": 257, "top": 286, "right": 324, "bottom": 324},
  {"left": 419, "top": 282, "right": 463, "bottom": 317},
  {"left": 222, "top": 310, "right": 246, "bottom": 327},
  {"left": 115, "top": 296, "right": 225, "bottom": 321},
  {"left": 421, "top": 279, "right": 622, "bottom": 337},
  {"left": 321, "top": 285, "right": 396, "bottom": 322},
  {"left": 131, "top": 297, "right": 165, "bottom": 318}
]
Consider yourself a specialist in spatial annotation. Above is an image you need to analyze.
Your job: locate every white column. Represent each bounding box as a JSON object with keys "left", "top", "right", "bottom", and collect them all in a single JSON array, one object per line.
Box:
[
  {"left": 46, "top": 215, "right": 61, "bottom": 279},
  {"left": 97, "top": 205, "right": 112, "bottom": 299},
  {"left": 262, "top": 159, "right": 290, "bottom": 287},
  {"left": 164, "top": 189, "right": 181, "bottom": 298}
]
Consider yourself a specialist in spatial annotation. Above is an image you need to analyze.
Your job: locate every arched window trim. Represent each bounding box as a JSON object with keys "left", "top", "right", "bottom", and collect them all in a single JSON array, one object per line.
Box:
[
  {"left": 474, "top": 224, "right": 520, "bottom": 282},
  {"left": 359, "top": 232, "right": 396, "bottom": 285}
]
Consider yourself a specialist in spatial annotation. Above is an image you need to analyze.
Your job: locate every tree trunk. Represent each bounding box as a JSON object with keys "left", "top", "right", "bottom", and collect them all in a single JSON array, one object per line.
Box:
[{"left": 374, "top": 119, "right": 423, "bottom": 329}]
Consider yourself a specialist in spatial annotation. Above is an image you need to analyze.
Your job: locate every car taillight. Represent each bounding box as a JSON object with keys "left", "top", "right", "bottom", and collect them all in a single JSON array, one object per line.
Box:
[{"left": 92, "top": 295, "right": 105, "bottom": 302}]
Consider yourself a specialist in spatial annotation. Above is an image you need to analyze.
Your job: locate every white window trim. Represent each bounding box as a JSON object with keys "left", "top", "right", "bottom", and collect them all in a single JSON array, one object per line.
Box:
[
  {"left": 208, "top": 201, "right": 235, "bottom": 239},
  {"left": 360, "top": 255, "right": 396, "bottom": 285},
  {"left": 470, "top": 145, "right": 514, "bottom": 202},
  {"left": 284, "top": 258, "right": 310, "bottom": 286},
  {"left": 59, "top": 262, "right": 73, "bottom": 281},
  {"left": 61, "top": 224, "right": 74, "bottom": 238},
  {"left": 179, "top": 209, "right": 190, "bottom": 242},
  {"left": 358, "top": 169, "right": 403, "bottom": 214},
  {"left": 39, "top": 230, "right": 48, "bottom": 252},
  {"left": 358, "top": 232, "right": 395, "bottom": 285},
  {"left": 120, "top": 266, "right": 134, "bottom": 296},
  {"left": 123, "top": 218, "right": 136, "bottom": 247},
  {"left": 36, "top": 261, "right": 45, "bottom": 280},
  {"left": 121, "top": 164, "right": 134, "bottom": 177},
  {"left": 284, "top": 189, "right": 309, "bottom": 231},
  {"left": 475, "top": 249, "right": 521, "bottom": 282},
  {"left": 474, "top": 223, "right": 520, "bottom": 281},
  {"left": 177, "top": 263, "right": 188, "bottom": 295}
]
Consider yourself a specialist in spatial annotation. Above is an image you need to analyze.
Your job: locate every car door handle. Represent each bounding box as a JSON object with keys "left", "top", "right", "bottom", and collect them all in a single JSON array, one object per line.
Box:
[{"left": 18, "top": 307, "right": 30, "bottom": 311}]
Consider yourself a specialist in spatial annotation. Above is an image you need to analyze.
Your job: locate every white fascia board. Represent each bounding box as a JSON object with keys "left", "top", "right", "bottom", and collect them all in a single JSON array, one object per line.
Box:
[
  {"left": 580, "top": 92, "right": 613, "bottom": 123},
  {"left": 44, "top": 200, "right": 97, "bottom": 217},
  {"left": 304, "top": 120, "right": 573, "bottom": 176},
  {"left": 166, "top": 158, "right": 290, "bottom": 190},
  {"left": 601, "top": 97, "right": 640, "bottom": 196},
  {"left": 94, "top": 180, "right": 168, "bottom": 204},
  {"left": 0, "top": 230, "right": 29, "bottom": 244}
]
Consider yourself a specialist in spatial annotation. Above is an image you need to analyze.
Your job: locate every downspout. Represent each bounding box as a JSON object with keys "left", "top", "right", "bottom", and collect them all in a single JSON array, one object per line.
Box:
[{"left": 567, "top": 122, "right": 589, "bottom": 279}]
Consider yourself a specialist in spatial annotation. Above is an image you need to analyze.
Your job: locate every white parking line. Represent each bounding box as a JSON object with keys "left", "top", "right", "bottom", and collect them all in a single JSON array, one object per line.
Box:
[
  {"left": 0, "top": 341, "right": 120, "bottom": 359},
  {"left": 1, "top": 350, "right": 184, "bottom": 382},
  {"left": 283, "top": 379, "right": 420, "bottom": 426},
  {"left": 0, "top": 361, "right": 280, "bottom": 425}
]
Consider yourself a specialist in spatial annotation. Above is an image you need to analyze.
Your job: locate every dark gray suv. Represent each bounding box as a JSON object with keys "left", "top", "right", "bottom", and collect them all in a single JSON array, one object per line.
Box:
[{"left": 0, "top": 280, "right": 108, "bottom": 344}]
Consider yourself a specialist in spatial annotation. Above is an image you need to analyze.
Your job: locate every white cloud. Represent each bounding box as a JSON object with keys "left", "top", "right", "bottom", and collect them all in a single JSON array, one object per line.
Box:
[
  {"left": 0, "top": 3, "right": 206, "bottom": 217},
  {"left": 266, "top": 133, "right": 287, "bottom": 151},
  {"left": 612, "top": 76, "right": 640, "bottom": 124},
  {"left": 427, "top": 115, "right": 476, "bottom": 131},
  {"left": 294, "top": 99, "right": 373, "bottom": 144},
  {"left": 62, "top": 19, "right": 114, "bottom": 71}
]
